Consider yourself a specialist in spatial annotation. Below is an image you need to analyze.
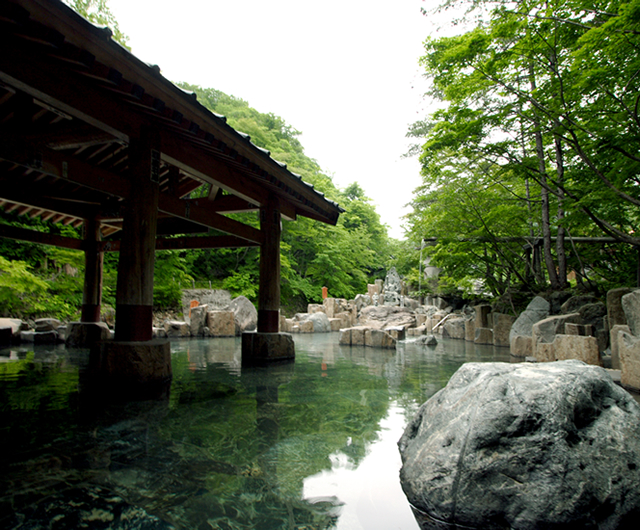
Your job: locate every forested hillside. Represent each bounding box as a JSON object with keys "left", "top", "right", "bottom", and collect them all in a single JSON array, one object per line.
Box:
[
  {"left": 405, "top": 0, "right": 640, "bottom": 303},
  {"left": 0, "top": 84, "right": 403, "bottom": 318}
]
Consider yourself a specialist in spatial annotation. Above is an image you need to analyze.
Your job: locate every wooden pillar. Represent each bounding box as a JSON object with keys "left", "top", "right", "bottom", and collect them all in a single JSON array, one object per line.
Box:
[
  {"left": 114, "top": 128, "right": 160, "bottom": 341},
  {"left": 258, "top": 194, "right": 281, "bottom": 333},
  {"left": 81, "top": 217, "right": 103, "bottom": 323}
]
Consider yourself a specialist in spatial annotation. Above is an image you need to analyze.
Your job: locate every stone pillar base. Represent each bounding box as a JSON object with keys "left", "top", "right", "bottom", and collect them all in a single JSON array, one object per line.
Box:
[
  {"left": 242, "top": 332, "right": 295, "bottom": 366},
  {"left": 89, "top": 339, "right": 172, "bottom": 391},
  {"left": 66, "top": 322, "right": 111, "bottom": 347}
]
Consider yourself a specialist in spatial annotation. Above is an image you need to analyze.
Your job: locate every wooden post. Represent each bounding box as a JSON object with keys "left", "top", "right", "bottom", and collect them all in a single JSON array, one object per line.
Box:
[
  {"left": 81, "top": 217, "right": 103, "bottom": 322},
  {"left": 114, "top": 127, "right": 160, "bottom": 341},
  {"left": 258, "top": 194, "right": 281, "bottom": 333},
  {"left": 242, "top": 193, "right": 294, "bottom": 365}
]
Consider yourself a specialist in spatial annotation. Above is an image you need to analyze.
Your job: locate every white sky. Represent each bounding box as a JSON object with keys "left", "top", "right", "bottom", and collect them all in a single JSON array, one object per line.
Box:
[{"left": 107, "top": 0, "right": 439, "bottom": 239}]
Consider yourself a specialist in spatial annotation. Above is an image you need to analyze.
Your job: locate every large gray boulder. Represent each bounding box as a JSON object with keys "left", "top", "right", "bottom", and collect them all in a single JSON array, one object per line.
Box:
[
  {"left": 509, "top": 296, "right": 550, "bottom": 343},
  {"left": 622, "top": 290, "right": 640, "bottom": 336},
  {"left": 398, "top": 360, "right": 640, "bottom": 529},
  {"left": 358, "top": 305, "right": 416, "bottom": 330},
  {"left": 229, "top": 296, "right": 257, "bottom": 335},
  {"left": 306, "top": 312, "right": 331, "bottom": 333}
]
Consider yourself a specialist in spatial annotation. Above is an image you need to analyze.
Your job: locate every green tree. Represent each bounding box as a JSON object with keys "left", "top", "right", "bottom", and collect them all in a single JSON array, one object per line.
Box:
[
  {"left": 63, "top": 0, "right": 130, "bottom": 48},
  {"left": 407, "top": 0, "right": 640, "bottom": 295}
]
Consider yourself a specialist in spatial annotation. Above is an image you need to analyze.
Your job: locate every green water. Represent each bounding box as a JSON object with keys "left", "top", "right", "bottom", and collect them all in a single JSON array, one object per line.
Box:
[{"left": 0, "top": 334, "right": 513, "bottom": 529}]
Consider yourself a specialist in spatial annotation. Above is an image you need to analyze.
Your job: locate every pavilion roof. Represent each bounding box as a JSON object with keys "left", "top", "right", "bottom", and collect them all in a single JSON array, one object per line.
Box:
[{"left": 0, "top": 0, "right": 342, "bottom": 248}]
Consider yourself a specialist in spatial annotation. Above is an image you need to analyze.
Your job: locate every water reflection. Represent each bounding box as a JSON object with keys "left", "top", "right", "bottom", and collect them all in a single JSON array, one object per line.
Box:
[{"left": 0, "top": 335, "right": 514, "bottom": 529}]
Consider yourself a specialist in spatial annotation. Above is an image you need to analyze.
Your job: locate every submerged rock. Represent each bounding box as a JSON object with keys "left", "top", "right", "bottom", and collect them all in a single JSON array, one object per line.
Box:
[{"left": 398, "top": 360, "right": 640, "bottom": 529}]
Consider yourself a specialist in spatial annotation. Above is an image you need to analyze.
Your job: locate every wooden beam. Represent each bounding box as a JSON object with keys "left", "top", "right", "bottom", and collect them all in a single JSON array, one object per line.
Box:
[
  {"left": 0, "top": 223, "right": 83, "bottom": 250},
  {"left": 188, "top": 195, "right": 258, "bottom": 214},
  {"left": 0, "top": 134, "right": 263, "bottom": 241},
  {"left": 160, "top": 134, "right": 298, "bottom": 221},
  {"left": 421, "top": 236, "right": 640, "bottom": 245},
  {"left": 155, "top": 235, "right": 259, "bottom": 250},
  {"left": 158, "top": 193, "right": 263, "bottom": 244},
  {"left": 0, "top": 40, "right": 133, "bottom": 142}
]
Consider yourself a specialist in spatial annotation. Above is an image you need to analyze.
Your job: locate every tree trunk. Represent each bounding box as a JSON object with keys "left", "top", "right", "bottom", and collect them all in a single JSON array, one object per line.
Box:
[
  {"left": 554, "top": 135, "right": 568, "bottom": 289},
  {"left": 530, "top": 64, "right": 560, "bottom": 290}
]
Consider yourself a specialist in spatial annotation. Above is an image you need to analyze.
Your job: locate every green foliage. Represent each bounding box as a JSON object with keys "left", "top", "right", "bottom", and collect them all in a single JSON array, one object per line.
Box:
[
  {"left": 153, "top": 251, "right": 193, "bottom": 310},
  {"left": 63, "top": 0, "right": 130, "bottom": 48},
  {"left": 222, "top": 269, "right": 258, "bottom": 302},
  {"left": 179, "top": 83, "right": 394, "bottom": 311},
  {"left": 406, "top": 0, "right": 640, "bottom": 296},
  {"left": 0, "top": 257, "right": 49, "bottom": 317}
]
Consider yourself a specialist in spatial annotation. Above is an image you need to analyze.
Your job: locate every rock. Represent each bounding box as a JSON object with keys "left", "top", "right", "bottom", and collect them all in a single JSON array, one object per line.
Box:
[
  {"left": 306, "top": 312, "right": 331, "bottom": 333},
  {"left": 182, "top": 289, "right": 232, "bottom": 322},
  {"left": 298, "top": 320, "right": 314, "bottom": 333},
  {"left": 404, "top": 297, "right": 420, "bottom": 310},
  {"left": 334, "top": 311, "right": 353, "bottom": 328},
  {"left": 407, "top": 325, "right": 427, "bottom": 337},
  {"left": 341, "top": 326, "right": 368, "bottom": 345},
  {"left": 241, "top": 332, "right": 294, "bottom": 365},
  {"left": 354, "top": 293, "right": 372, "bottom": 312},
  {"left": 307, "top": 303, "right": 324, "bottom": 314},
  {"left": 618, "top": 331, "right": 640, "bottom": 392},
  {"left": 101, "top": 307, "right": 116, "bottom": 328},
  {"left": 20, "top": 331, "right": 35, "bottom": 343},
  {"left": 34, "top": 331, "right": 58, "bottom": 344},
  {"left": 398, "top": 360, "right": 640, "bottom": 529},
  {"left": 385, "top": 326, "right": 406, "bottom": 341},
  {"left": 622, "top": 290, "right": 640, "bottom": 336},
  {"left": 0, "top": 326, "right": 11, "bottom": 345},
  {"left": 492, "top": 313, "right": 515, "bottom": 347},
  {"left": 510, "top": 335, "right": 532, "bottom": 358},
  {"left": 415, "top": 314, "right": 427, "bottom": 327},
  {"left": 339, "top": 328, "right": 352, "bottom": 345},
  {"left": 328, "top": 318, "right": 342, "bottom": 332},
  {"left": 509, "top": 296, "right": 550, "bottom": 343},
  {"left": 34, "top": 318, "right": 62, "bottom": 332},
  {"left": 549, "top": 290, "right": 573, "bottom": 314},
  {"left": 474, "top": 327, "right": 493, "bottom": 345},
  {"left": 66, "top": 322, "right": 111, "bottom": 347},
  {"left": 229, "top": 296, "right": 257, "bottom": 335},
  {"left": 474, "top": 304, "right": 491, "bottom": 329},
  {"left": 364, "top": 329, "right": 396, "bottom": 349},
  {"left": 464, "top": 319, "right": 475, "bottom": 342},
  {"left": 579, "top": 302, "right": 608, "bottom": 352},
  {"left": 207, "top": 311, "right": 235, "bottom": 337},
  {"left": 552, "top": 334, "right": 602, "bottom": 366},
  {"left": 418, "top": 335, "right": 438, "bottom": 346},
  {"left": 564, "top": 322, "right": 593, "bottom": 336},
  {"left": 611, "top": 324, "right": 630, "bottom": 370},
  {"left": 608, "top": 287, "right": 634, "bottom": 328},
  {"left": 323, "top": 297, "right": 337, "bottom": 318},
  {"left": 0, "top": 318, "right": 23, "bottom": 337},
  {"left": 442, "top": 318, "right": 465, "bottom": 340},
  {"left": 532, "top": 313, "right": 581, "bottom": 354},
  {"left": 152, "top": 327, "right": 167, "bottom": 339},
  {"left": 189, "top": 304, "right": 209, "bottom": 336},
  {"left": 560, "top": 294, "right": 598, "bottom": 315},
  {"left": 536, "top": 342, "right": 555, "bottom": 362},
  {"left": 164, "top": 320, "right": 190, "bottom": 338},
  {"left": 359, "top": 306, "right": 416, "bottom": 330}
]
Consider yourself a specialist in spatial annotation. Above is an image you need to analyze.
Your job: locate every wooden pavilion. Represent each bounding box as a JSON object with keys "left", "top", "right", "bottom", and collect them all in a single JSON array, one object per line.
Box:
[{"left": 0, "top": 0, "right": 342, "bottom": 379}]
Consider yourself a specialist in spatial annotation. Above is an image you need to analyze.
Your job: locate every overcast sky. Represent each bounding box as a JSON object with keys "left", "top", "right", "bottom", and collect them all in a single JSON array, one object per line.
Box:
[{"left": 108, "top": 0, "right": 438, "bottom": 239}]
